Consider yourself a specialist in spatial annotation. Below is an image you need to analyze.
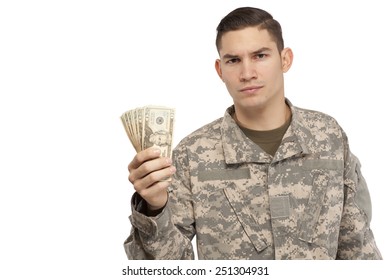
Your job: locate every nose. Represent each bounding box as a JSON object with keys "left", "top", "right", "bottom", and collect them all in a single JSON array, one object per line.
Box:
[{"left": 240, "top": 60, "right": 257, "bottom": 82}]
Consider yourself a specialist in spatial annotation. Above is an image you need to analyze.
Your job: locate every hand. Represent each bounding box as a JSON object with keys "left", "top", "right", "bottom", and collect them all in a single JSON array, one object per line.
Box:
[{"left": 128, "top": 147, "right": 176, "bottom": 210}]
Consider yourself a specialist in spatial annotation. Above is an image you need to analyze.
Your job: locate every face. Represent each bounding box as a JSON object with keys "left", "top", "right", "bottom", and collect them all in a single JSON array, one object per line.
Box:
[
  {"left": 150, "top": 132, "right": 170, "bottom": 146},
  {"left": 215, "top": 26, "right": 293, "bottom": 112}
]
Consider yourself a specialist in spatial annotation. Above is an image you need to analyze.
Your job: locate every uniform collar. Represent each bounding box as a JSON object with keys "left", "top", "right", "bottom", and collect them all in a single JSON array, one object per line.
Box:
[{"left": 221, "top": 99, "right": 311, "bottom": 165}]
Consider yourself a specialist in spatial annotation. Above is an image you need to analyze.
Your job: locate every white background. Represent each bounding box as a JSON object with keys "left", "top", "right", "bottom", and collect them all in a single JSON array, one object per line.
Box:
[{"left": 0, "top": 0, "right": 388, "bottom": 279}]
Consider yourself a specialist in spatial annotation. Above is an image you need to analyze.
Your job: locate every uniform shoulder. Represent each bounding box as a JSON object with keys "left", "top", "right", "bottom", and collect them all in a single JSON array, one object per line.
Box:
[
  {"left": 174, "top": 117, "right": 224, "bottom": 150},
  {"left": 291, "top": 105, "right": 348, "bottom": 153},
  {"left": 293, "top": 105, "right": 341, "bottom": 129}
]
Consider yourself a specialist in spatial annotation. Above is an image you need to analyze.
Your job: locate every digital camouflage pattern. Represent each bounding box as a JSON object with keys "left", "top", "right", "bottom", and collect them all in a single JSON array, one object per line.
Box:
[{"left": 124, "top": 100, "right": 382, "bottom": 260}]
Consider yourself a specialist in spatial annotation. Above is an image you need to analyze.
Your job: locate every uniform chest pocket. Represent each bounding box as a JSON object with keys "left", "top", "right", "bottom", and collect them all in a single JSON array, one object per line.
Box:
[
  {"left": 195, "top": 168, "right": 268, "bottom": 253},
  {"left": 223, "top": 185, "right": 269, "bottom": 252},
  {"left": 195, "top": 168, "right": 251, "bottom": 208}
]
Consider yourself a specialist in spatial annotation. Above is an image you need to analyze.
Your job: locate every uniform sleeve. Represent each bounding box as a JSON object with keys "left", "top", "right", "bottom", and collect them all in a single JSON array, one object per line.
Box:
[
  {"left": 123, "top": 146, "right": 196, "bottom": 260},
  {"left": 337, "top": 135, "right": 382, "bottom": 259}
]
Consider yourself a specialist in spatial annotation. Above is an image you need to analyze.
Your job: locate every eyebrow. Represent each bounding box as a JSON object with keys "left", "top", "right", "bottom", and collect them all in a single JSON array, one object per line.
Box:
[{"left": 222, "top": 47, "right": 272, "bottom": 60}]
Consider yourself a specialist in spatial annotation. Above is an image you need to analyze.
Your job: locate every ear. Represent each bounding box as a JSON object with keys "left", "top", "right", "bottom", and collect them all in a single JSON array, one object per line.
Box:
[
  {"left": 215, "top": 59, "right": 224, "bottom": 81},
  {"left": 281, "top": 48, "right": 293, "bottom": 73}
]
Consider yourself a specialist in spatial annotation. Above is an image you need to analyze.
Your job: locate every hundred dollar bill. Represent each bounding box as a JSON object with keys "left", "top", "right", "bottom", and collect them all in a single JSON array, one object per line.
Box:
[{"left": 120, "top": 106, "right": 175, "bottom": 158}]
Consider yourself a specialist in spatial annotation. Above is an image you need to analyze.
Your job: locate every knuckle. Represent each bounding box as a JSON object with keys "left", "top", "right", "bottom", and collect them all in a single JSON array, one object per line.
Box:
[
  {"left": 130, "top": 152, "right": 145, "bottom": 169},
  {"left": 127, "top": 162, "right": 133, "bottom": 172},
  {"left": 133, "top": 152, "right": 143, "bottom": 164},
  {"left": 132, "top": 180, "right": 142, "bottom": 192},
  {"left": 138, "top": 163, "right": 151, "bottom": 175},
  {"left": 128, "top": 173, "right": 136, "bottom": 184}
]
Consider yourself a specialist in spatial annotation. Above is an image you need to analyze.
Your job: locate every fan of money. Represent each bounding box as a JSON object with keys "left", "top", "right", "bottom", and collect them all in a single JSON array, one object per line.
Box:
[{"left": 120, "top": 106, "right": 175, "bottom": 158}]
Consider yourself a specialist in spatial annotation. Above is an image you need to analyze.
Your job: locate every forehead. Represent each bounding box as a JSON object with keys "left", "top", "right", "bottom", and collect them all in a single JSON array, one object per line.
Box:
[{"left": 219, "top": 27, "right": 277, "bottom": 55}]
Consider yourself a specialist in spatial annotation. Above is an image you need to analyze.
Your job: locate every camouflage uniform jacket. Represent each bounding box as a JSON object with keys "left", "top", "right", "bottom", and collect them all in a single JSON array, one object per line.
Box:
[{"left": 124, "top": 100, "right": 382, "bottom": 260}]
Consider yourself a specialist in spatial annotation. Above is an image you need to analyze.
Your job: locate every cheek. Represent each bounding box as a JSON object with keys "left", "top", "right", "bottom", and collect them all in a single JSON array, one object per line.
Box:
[
  {"left": 221, "top": 69, "right": 237, "bottom": 84},
  {"left": 272, "top": 70, "right": 284, "bottom": 85},
  {"left": 263, "top": 65, "right": 283, "bottom": 82},
  {"left": 222, "top": 77, "right": 236, "bottom": 93}
]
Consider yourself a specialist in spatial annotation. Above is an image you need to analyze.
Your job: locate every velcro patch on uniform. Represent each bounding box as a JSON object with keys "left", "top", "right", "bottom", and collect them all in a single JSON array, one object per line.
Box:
[
  {"left": 198, "top": 168, "right": 250, "bottom": 182},
  {"left": 270, "top": 195, "right": 290, "bottom": 218},
  {"left": 302, "top": 159, "right": 343, "bottom": 170}
]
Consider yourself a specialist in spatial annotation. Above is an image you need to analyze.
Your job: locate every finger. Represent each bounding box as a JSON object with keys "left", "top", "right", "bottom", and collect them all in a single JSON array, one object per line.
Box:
[
  {"left": 129, "top": 156, "right": 173, "bottom": 184},
  {"left": 128, "top": 147, "right": 161, "bottom": 171},
  {"left": 132, "top": 165, "right": 176, "bottom": 192},
  {"left": 139, "top": 180, "right": 170, "bottom": 197}
]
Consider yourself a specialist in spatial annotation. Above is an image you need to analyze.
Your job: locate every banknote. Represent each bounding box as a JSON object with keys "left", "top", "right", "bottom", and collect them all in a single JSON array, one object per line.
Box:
[{"left": 120, "top": 106, "right": 175, "bottom": 158}]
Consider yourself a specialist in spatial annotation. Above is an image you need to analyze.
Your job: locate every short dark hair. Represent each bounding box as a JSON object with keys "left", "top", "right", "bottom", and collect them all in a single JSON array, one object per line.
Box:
[{"left": 216, "top": 7, "right": 284, "bottom": 53}]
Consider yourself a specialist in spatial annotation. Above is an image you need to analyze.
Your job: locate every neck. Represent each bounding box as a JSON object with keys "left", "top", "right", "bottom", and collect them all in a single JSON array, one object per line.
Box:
[{"left": 234, "top": 99, "right": 291, "bottom": 131}]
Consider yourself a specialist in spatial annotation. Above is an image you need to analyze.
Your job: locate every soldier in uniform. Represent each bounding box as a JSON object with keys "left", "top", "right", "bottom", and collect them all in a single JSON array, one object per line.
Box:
[{"left": 124, "top": 7, "right": 382, "bottom": 259}]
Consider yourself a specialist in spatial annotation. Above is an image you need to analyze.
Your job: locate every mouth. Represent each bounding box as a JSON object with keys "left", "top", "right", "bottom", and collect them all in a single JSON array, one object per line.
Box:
[{"left": 239, "top": 85, "right": 263, "bottom": 94}]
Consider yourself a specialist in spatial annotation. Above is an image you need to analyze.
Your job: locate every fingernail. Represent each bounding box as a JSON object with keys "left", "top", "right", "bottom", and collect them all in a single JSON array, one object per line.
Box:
[
  {"left": 166, "top": 158, "right": 172, "bottom": 164},
  {"left": 154, "top": 148, "right": 161, "bottom": 155}
]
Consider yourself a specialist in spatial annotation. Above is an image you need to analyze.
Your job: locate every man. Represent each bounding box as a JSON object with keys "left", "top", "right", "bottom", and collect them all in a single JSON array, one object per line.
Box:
[{"left": 124, "top": 7, "right": 382, "bottom": 260}]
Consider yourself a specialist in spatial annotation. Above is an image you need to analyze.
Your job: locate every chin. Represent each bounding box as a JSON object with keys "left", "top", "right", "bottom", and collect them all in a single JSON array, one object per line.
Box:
[{"left": 235, "top": 97, "right": 269, "bottom": 110}]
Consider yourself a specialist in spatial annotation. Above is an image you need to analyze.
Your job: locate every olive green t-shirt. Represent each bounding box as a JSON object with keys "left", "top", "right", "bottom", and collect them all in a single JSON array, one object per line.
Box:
[{"left": 239, "top": 116, "right": 292, "bottom": 156}]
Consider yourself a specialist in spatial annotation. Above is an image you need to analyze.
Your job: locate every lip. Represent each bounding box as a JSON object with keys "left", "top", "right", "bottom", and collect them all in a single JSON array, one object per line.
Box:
[{"left": 239, "top": 85, "right": 263, "bottom": 93}]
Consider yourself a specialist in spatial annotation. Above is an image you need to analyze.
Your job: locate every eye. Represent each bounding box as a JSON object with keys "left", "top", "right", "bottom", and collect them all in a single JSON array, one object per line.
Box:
[
  {"left": 256, "top": 53, "right": 267, "bottom": 59},
  {"left": 226, "top": 58, "right": 239, "bottom": 64}
]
